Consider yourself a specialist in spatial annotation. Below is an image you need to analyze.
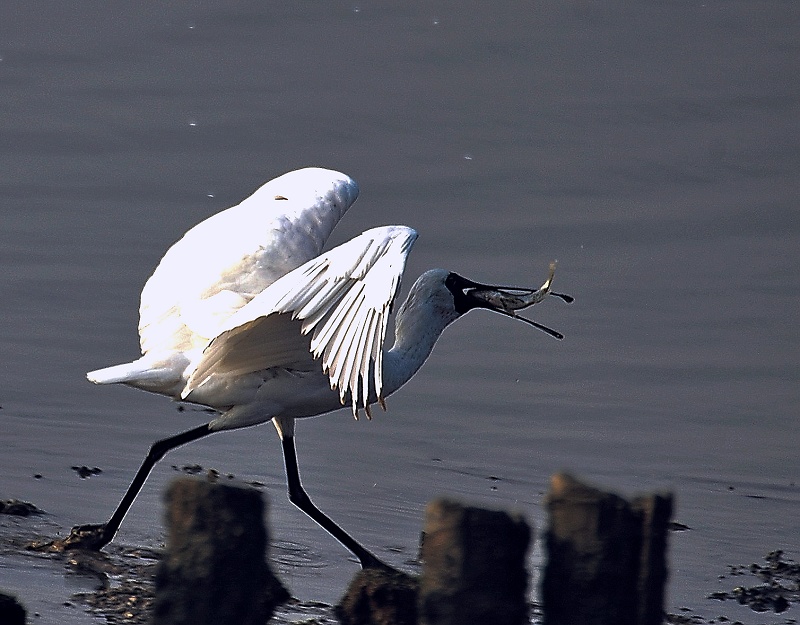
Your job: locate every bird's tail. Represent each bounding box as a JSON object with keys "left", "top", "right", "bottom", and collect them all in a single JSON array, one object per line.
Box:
[
  {"left": 87, "top": 354, "right": 187, "bottom": 396},
  {"left": 87, "top": 360, "right": 155, "bottom": 385}
]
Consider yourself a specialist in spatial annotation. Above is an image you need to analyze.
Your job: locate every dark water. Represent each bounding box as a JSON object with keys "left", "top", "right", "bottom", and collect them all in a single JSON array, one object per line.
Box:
[{"left": 1, "top": 2, "right": 798, "bottom": 623}]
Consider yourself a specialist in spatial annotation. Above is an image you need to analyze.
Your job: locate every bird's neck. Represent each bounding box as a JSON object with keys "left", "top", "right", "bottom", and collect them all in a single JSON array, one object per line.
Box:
[{"left": 382, "top": 288, "right": 460, "bottom": 397}]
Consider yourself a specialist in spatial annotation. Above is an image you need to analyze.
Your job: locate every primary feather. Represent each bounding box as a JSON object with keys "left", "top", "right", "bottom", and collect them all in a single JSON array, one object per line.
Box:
[{"left": 185, "top": 225, "right": 418, "bottom": 416}]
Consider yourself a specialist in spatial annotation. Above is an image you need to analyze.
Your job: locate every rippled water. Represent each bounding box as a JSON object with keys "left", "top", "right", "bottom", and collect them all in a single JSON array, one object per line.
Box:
[{"left": 1, "top": 2, "right": 798, "bottom": 623}]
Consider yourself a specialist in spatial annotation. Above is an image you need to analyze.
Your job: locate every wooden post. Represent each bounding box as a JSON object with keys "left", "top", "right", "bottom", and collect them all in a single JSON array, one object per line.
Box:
[
  {"left": 152, "top": 477, "right": 288, "bottom": 625},
  {"left": 0, "top": 592, "right": 26, "bottom": 625},
  {"left": 336, "top": 567, "right": 419, "bottom": 625},
  {"left": 542, "top": 473, "right": 672, "bottom": 625},
  {"left": 418, "top": 498, "right": 531, "bottom": 625}
]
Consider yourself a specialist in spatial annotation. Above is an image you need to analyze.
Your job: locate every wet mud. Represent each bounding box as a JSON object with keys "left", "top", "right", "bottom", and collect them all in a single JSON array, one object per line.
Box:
[
  {"left": 9, "top": 529, "right": 338, "bottom": 625},
  {"left": 4, "top": 502, "right": 798, "bottom": 624},
  {"left": 41, "top": 545, "right": 800, "bottom": 624},
  {"left": 2, "top": 481, "right": 798, "bottom": 624}
]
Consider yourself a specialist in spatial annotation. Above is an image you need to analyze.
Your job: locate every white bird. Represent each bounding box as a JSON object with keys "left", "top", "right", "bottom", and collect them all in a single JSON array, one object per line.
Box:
[{"left": 63, "top": 167, "right": 572, "bottom": 568}]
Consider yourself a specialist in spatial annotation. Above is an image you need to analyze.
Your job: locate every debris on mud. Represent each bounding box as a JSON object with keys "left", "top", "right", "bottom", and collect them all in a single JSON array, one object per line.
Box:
[
  {"left": 709, "top": 550, "right": 800, "bottom": 614},
  {"left": 70, "top": 546, "right": 159, "bottom": 625},
  {"left": 665, "top": 551, "right": 799, "bottom": 625},
  {"left": 76, "top": 580, "right": 155, "bottom": 625},
  {"left": 170, "top": 463, "right": 265, "bottom": 487},
  {"left": 71, "top": 465, "right": 102, "bottom": 479},
  {"left": 0, "top": 499, "right": 43, "bottom": 516}
]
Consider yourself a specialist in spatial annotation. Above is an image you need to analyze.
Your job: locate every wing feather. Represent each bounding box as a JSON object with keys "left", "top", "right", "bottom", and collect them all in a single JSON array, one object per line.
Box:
[
  {"left": 193, "top": 313, "right": 315, "bottom": 380},
  {"left": 185, "top": 225, "right": 418, "bottom": 416},
  {"left": 138, "top": 168, "right": 359, "bottom": 355}
]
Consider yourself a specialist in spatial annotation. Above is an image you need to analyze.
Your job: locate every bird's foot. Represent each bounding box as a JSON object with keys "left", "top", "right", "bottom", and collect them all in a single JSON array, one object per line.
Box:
[{"left": 28, "top": 523, "right": 111, "bottom": 552}]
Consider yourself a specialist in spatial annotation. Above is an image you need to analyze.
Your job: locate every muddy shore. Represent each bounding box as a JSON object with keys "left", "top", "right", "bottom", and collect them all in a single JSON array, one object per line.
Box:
[{"left": 2, "top": 496, "right": 797, "bottom": 625}]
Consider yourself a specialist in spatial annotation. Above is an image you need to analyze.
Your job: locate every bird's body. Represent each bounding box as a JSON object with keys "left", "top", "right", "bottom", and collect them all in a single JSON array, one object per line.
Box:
[{"left": 69, "top": 167, "right": 571, "bottom": 565}]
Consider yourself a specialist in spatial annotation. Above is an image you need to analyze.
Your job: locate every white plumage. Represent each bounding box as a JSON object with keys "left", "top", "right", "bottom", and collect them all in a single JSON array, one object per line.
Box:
[
  {"left": 89, "top": 167, "right": 361, "bottom": 400},
  {"left": 73, "top": 167, "right": 571, "bottom": 566},
  {"left": 185, "top": 224, "right": 416, "bottom": 418}
]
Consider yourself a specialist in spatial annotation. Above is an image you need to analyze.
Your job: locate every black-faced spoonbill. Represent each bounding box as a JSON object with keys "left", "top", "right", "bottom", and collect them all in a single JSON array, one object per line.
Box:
[{"left": 64, "top": 167, "right": 572, "bottom": 568}]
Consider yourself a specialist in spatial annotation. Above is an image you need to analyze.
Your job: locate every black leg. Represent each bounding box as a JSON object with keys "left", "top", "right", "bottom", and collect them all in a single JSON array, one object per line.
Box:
[
  {"left": 280, "top": 435, "right": 390, "bottom": 570},
  {"left": 61, "top": 423, "right": 213, "bottom": 550}
]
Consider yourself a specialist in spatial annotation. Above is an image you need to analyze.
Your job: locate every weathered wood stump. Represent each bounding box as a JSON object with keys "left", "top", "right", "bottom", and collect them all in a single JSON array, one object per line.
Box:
[
  {"left": 418, "top": 498, "right": 531, "bottom": 625},
  {"left": 0, "top": 592, "right": 26, "bottom": 625},
  {"left": 151, "top": 477, "right": 289, "bottom": 625},
  {"left": 336, "top": 567, "right": 420, "bottom": 625},
  {"left": 542, "top": 473, "right": 672, "bottom": 625}
]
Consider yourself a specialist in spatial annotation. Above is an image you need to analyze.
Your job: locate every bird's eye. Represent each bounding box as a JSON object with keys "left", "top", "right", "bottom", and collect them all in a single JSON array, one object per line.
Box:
[{"left": 274, "top": 195, "right": 289, "bottom": 200}]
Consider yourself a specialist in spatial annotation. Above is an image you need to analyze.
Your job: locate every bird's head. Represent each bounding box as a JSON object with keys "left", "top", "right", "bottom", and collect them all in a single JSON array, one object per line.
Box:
[{"left": 443, "top": 266, "right": 573, "bottom": 339}]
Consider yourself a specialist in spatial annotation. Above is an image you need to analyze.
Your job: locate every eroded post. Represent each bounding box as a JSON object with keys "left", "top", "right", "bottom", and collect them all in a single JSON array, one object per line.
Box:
[
  {"left": 418, "top": 498, "right": 531, "bottom": 625},
  {"left": 152, "top": 477, "right": 288, "bottom": 625},
  {"left": 542, "top": 473, "right": 672, "bottom": 625}
]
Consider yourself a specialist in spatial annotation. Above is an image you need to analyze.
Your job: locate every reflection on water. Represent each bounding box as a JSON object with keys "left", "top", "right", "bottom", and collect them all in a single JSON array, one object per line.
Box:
[{"left": 1, "top": 2, "right": 797, "bottom": 622}]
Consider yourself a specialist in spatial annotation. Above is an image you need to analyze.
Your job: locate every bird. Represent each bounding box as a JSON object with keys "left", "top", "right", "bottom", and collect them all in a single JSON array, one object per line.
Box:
[{"left": 61, "top": 167, "right": 572, "bottom": 568}]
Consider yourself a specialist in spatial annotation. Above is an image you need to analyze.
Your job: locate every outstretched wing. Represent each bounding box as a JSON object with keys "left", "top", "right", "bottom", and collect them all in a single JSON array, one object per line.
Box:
[
  {"left": 138, "top": 168, "right": 360, "bottom": 356},
  {"left": 184, "top": 225, "right": 418, "bottom": 417}
]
